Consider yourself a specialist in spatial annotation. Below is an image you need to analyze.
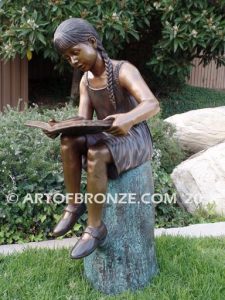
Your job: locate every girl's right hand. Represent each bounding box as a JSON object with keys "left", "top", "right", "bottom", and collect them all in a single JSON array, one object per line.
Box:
[{"left": 42, "top": 130, "right": 59, "bottom": 139}]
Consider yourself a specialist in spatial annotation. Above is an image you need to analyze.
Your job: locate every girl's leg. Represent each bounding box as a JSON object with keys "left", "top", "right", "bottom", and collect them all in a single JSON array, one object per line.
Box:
[
  {"left": 70, "top": 144, "right": 113, "bottom": 258},
  {"left": 53, "top": 135, "right": 87, "bottom": 237},
  {"left": 86, "top": 145, "right": 112, "bottom": 227},
  {"left": 61, "top": 135, "right": 86, "bottom": 206}
]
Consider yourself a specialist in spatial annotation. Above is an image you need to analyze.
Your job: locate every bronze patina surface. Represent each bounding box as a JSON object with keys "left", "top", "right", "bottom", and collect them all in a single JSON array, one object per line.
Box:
[{"left": 44, "top": 18, "right": 160, "bottom": 260}]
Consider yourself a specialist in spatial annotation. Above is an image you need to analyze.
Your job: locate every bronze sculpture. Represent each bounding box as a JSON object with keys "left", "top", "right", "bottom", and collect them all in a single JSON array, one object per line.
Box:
[{"left": 45, "top": 18, "right": 160, "bottom": 259}]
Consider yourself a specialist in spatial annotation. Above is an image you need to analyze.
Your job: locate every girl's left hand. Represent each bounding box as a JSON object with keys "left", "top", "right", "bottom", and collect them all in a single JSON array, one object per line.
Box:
[{"left": 104, "top": 114, "right": 133, "bottom": 136}]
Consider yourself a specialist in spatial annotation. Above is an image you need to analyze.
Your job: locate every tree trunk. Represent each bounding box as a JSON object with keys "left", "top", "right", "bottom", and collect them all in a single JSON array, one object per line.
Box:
[{"left": 84, "top": 161, "right": 158, "bottom": 295}]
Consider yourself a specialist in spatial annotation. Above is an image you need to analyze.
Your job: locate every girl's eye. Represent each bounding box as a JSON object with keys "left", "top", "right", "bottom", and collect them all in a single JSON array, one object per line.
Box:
[{"left": 64, "top": 56, "right": 71, "bottom": 62}]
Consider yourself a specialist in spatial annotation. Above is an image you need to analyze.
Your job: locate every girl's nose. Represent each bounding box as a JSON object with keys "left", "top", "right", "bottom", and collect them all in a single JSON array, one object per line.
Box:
[{"left": 70, "top": 55, "right": 78, "bottom": 65}]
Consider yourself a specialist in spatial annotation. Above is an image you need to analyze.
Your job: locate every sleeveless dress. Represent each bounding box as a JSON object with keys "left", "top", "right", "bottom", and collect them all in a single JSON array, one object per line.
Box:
[{"left": 83, "top": 61, "right": 153, "bottom": 179}]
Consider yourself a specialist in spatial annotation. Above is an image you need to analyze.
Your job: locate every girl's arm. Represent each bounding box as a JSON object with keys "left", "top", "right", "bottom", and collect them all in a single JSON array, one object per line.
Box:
[
  {"left": 106, "top": 62, "right": 160, "bottom": 136},
  {"left": 42, "top": 75, "right": 93, "bottom": 139},
  {"left": 78, "top": 75, "right": 94, "bottom": 120}
]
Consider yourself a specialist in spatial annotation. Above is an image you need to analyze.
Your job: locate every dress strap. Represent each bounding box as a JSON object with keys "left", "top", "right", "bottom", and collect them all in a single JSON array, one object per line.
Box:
[
  {"left": 85, "top": 72, "right": 89, "bottom": 86},
  {"left": 114, "top": 61, "right": 126, "bottom": 86},
  {"left": 85, "top": 62, "right": 125, "bottom": 88}
]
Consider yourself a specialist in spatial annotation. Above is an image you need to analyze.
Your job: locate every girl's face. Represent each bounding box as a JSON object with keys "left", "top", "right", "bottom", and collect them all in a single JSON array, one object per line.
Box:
[{"left": 63, "top": 41, "right": 97, "bottom": 72}]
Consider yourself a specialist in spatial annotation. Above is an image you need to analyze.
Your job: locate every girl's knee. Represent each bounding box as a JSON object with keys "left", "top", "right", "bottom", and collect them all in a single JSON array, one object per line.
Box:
[
  {"left": 61, "top": 135, "right": 86, "bottom": 152},
  {"left": 87, "top": 145, "right": 111, "bottom": 164}
]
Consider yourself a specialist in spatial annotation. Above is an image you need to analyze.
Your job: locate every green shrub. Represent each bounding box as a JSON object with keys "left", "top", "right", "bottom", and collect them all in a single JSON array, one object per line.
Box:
[
  {"left": 0, "top": 0, "right": 149, "bottom": 63},
  {"left": 1, "top": 1, "right": 225, "bottom": 90},
  {"left": 149, "top": 114, "right": 185, "bottom": 174},
  {"left": 148, "top": 115, "right": 191, "bottom": 228},
  {"left": 0, "top": 104, "right": 86, "bottom": 244},
  {"left": 161, "top": 84, "right": 225, "bottom": 118},
  {"left": 0, "top": 105, "right": 201, "bottom": 244}
]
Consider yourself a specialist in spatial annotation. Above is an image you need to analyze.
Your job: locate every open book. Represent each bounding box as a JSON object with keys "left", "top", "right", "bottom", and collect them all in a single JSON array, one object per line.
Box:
[{"left": 25, "top": 117, "right": 113, "bottom": 136}]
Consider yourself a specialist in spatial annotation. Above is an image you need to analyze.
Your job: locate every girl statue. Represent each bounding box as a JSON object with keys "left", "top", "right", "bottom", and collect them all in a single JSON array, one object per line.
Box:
[{"left": 48, "top": 18, "right": 160, "bottom": 259}]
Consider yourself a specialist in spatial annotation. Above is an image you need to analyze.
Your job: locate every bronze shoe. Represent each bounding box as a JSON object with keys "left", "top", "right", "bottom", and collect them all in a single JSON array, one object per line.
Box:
[
  {"left": 52, "top": 203, "right": 86, "bottom": 237},
  {"left": 70, "top": 222, "right": 107, "bottom": 259}
]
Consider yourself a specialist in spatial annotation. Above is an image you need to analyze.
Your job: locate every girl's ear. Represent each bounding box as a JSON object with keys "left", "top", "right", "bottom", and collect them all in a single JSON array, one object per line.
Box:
[{"left": 88, "top": 37, "right": 97, "bottom": 49}]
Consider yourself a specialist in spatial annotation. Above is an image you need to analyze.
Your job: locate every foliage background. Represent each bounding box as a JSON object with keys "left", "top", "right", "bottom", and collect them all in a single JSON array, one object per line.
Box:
[
  {"left": 1, "top": 0, "right": 225, "bottom": 91},
  {"left": 1, "top": 1, "right": 225, "bottom": 244}
]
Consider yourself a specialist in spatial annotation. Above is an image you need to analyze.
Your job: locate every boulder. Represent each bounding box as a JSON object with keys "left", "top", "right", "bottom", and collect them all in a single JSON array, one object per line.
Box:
[
  {"left": 171, "top": 141, "right": 225, "bottom": 216},
  {"left": 164, "top": 106, "right": 225, "bottom": 154}
]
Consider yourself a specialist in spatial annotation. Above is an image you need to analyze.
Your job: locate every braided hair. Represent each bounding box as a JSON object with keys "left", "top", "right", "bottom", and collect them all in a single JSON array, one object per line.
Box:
[{"left": 54, "top": 18, "right": 116, "bottom": 109}]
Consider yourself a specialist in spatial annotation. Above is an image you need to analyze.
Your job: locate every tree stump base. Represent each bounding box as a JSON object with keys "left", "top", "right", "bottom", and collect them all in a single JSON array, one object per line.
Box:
[{"left": 84, "top": 161, "right": 158, "bottom": 295}]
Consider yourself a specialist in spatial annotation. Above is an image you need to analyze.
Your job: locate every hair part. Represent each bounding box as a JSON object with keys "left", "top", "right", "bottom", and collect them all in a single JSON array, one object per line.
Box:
[{"left": 54, "top": 18, "right": 116, "bottom": 109}]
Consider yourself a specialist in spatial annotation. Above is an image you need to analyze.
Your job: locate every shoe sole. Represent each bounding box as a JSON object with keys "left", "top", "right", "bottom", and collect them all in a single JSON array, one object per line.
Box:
[
  {"left": 52, "top": 206, "right": 86, "bottom": 237},
  {"left": 70, "top": 236, "right": 107, "bottom": 259}
]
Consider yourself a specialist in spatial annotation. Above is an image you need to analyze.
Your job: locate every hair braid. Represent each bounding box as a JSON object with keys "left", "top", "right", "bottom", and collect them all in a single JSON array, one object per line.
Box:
[{"left": 98, "top": 48, "right": 116, "bottom": 110}]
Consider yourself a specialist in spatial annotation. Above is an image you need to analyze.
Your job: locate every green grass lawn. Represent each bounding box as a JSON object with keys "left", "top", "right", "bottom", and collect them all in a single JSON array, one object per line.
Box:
[{"left": 0, "top": 236, "right": 225, "bottom": 300}]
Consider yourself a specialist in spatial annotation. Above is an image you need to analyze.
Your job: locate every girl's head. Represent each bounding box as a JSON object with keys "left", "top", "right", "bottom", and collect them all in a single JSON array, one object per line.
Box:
[
  {"left": 54, "top": 18, "right": 101, "bottom": 54},
  {"left": 54, "top": 18, "right": 116, "bottom": 108}
]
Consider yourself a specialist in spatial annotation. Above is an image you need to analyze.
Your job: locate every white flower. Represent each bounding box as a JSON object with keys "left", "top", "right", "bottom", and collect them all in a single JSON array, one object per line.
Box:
[
  {"left": 168, "top": 6, "right": 173, "bottom": 12},
  {"left": 27, "top": 19, "right": 39, "bottom": 30},
  {"left": 153, "top": 2, "right": 161, "bottom": 9},
  {"left": 184, "top": 14, "right": 191, "bottom": 22},
  {"left": 207, "top": 17, "right": 213, "bottom": 25},
  {"left": 165, "top": 21, "right": 170, "bottom": 26},
  {"left": 191, "top": 29, "right": 198, "bottom": 38},
  {"left": 21, "top": 6, "right": 27, "bottom": 15},
  {"left": 112, "top": 12, "right": 119, "bottom": 21},
  {"left": 4, "top": 43, "right": 15, "bottom": 55}
]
